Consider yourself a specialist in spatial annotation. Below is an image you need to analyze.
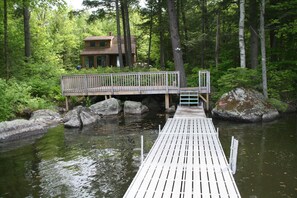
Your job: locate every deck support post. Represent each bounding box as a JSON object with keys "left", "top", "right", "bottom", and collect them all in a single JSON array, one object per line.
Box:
[
  {"left": 141, "top": 135, "right": 144, "bottom": 164},
  {"left": 65, "top": 96, "right": 69, "bottom": 111},
  {"left": 206, "top": 93, "right": 209, "bottom": 111},
  {"left": 165, "top": 94, "right": 170, "bottom": 109}
]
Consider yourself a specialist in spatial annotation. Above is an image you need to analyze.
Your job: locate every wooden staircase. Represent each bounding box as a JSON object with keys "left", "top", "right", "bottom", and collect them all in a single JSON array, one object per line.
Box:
[{"left": 179, "top": 90, "right": 200, "bottom": 106}]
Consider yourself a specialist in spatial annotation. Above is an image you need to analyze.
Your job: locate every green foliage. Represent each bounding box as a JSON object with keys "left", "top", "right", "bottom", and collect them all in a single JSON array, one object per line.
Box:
[
  {"left": 268, "top": 98, "right": 288, "bottom": 113},
  {"left": 0, "top": 78, "right": 53, "bottom": 121},
  {"left": 267, "top": 62, "right": 297, "bottom": 100},
  {"left": 214, "top": 68, "right": 260, "bottom": 100}
]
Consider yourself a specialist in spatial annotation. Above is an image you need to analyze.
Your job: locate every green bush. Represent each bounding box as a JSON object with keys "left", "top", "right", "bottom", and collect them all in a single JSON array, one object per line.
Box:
[
  {"left": 214, "top": 68, "right": 260, "bottom": 100},
  {"left": 268, "top": 98, "right": 288, "bottom": 113},
  {"left": 0, "top": 78, "right": 53, "bottom": 122},
  {"left": 267, "top": 63, "right": 297, "bottom": 100}
]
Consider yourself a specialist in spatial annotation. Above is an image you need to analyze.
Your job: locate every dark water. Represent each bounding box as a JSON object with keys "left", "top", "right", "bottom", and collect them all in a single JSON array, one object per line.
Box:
[{"left": 0, "top": 112, "right": 296, "bottom": 198}]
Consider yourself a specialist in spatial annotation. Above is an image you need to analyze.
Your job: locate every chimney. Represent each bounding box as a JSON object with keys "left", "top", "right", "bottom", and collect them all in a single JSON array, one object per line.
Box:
[{"left": 109, "top": 32, "right": 112, "bottom": 36}]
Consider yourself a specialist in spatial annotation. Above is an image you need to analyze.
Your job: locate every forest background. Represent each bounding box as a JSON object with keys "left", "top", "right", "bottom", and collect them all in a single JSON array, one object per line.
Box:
[{"left": 0, "top": 0, "right": 296, "bottom": 121}]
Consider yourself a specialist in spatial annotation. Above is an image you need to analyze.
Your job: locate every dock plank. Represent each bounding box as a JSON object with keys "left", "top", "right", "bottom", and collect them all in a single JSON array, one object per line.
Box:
[{"left": 124, "top": 107, "right": 241, "bottom": 198}]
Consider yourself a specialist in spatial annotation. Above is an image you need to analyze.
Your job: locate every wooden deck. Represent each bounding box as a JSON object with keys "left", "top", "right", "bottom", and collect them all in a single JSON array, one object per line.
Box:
[
  {"left": 61, "top": 71, "right": 211, "bottom": 110},
  {"left": 124, "top": 107, "right": 240, "bottom": 198},
  {"left": 61, "top": 71, "right": 210, "bottom": 96}
]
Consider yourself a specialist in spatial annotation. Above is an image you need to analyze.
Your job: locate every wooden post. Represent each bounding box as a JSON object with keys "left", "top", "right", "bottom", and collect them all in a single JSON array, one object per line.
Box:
[
  {"left": 94, "top": 56, "right": 97, "bottom": 68},
  {"left": 206, "top": 93, "right": 209, "bottom": 111},
  {"left": 65, "top": 96, "right": 69, "bottom": 111},
  {"left": 165, "top": 94, "right": 170, "bottom": 109}
]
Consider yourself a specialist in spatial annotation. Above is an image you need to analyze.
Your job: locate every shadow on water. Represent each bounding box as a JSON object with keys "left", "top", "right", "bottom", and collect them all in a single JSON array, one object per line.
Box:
[
  {"left": 0, "top": 112, "right": 296, "bottom": 197},
  {"left": 213, "top": 113, "right": 297, "bottom": 198}
]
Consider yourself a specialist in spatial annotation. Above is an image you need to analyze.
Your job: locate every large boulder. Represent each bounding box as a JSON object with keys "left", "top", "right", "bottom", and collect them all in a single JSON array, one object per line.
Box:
[
  {"left": 80, "top": 107, "right": 99, "bottom": 126},
  {"left": 124, "top": 101, "right": 149, "bottom": 115},
  {"left": 30, "top": 109, "right": 62, "bottom": 126},
  {"left": 89, "top": 98, "right": 122, "bottom": 116},
  {"left": 212, "top": 88, "right": 279, "bottom": 122},
  {"left": 63, "top": 107, "right": 82, "bottom": 128},
  {"left": 63, "top": 106, "right": 99, "bottom": 128},
  {"left": 0, "top": 119, "right": 46, "bottom": 142}
]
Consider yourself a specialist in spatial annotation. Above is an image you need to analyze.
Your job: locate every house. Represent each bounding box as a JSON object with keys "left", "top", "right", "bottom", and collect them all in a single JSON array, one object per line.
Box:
[{"left": 80, "top": 34, "right": 137, "bottom": 68}]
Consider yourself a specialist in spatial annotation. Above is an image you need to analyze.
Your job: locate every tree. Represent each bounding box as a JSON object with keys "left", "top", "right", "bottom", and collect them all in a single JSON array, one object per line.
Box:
[
  {"left": 121, "top": 0, "right": 133, "bottom": 67},
  {"left": 200, "top": 0, "right": 207, "bottom": 68},
  {"left": 239, "top": 0, "right": 246, "bottom": 68},
  {"left": 115, "top": 0, "right": 124, "bottom": 67},
  {"left": 215, "top": 10, "right": 220, "bottom": 68},
  {"left": 23, "top": 0, "right": 31, "bottom": 59},
  {"left": 147, "top": 0, "right": 154, "bottom": 66},
  {"left": 158, "top": 0, "right": 165, "bottom": 69},
  {"left": 249, "top": 0, "right": 258, "bottom": 69},
  {"left": 167, "top": 0, "right": 186, "bottom": 87},
  {"left": 260, "top": 0, "right": 267, "bottom": 98},
  {"left": 4, "top": 0, "right": 9, "bottom": 80}
]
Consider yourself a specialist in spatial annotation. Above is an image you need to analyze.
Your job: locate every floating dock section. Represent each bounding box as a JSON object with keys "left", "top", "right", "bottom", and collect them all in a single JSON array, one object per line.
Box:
[{"left": 124, "top": 106, "right": 241, "bottom": 197}]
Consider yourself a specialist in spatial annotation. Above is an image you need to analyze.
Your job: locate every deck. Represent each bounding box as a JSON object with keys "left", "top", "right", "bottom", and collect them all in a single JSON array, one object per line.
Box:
[
  {"left": 61, "top": 71, "right": 211, "bottom": 110},
  {"left": 124, "top": 107, "right": 241, "bottom": 198}
]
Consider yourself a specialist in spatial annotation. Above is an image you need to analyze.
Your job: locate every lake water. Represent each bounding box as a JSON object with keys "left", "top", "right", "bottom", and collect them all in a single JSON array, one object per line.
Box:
[{"left": 0, "top": 112, "right": 296, "bottom": 198}]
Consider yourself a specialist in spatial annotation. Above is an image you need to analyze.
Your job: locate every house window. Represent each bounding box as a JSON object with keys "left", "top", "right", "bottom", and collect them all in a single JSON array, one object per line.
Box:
[
  {"left": 90, "top": 41, "right": 96, "bottom": 47},
  {"left": 85, "top": 56, "right": 94, "bottom": 68},
  {"left": 99, "top": 41, "right": 106, "bottom": 47},
  {"left": 97, "top": 56, "right": 106, "bottom": 67}
]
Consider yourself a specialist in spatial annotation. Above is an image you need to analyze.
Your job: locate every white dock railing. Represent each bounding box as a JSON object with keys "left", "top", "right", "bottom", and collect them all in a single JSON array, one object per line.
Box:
[
  {"left": 61, "top": 71, "right": 180, "bottom": 96},
  {"left": 198, "top": 70, "right": 210, "bottom": 93}
]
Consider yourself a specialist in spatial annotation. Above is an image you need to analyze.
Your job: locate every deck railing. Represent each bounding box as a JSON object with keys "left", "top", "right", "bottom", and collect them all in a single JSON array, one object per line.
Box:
[
  {"left": 61, "top": 71, "right": 180, "bottom": 96},
  {"left": 198, "top": 70, "right": 210, "bottom": 93}
]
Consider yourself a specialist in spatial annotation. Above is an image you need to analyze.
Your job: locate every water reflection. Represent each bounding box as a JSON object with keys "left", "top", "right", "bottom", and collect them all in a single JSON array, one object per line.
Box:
[
  {"left": 0, "top": 112, "right": 164, "bottom": 197},
  {"left": 0, "top": 113, "right": 296, "bottom": 197},
  {"left": 214, "top": 114, "right": 297, "bottom": 198}
]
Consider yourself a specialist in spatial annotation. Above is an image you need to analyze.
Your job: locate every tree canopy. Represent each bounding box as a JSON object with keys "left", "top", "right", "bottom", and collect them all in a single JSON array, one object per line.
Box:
[{"left": 0, "top": 0, "right": 296, "bottom": 121}]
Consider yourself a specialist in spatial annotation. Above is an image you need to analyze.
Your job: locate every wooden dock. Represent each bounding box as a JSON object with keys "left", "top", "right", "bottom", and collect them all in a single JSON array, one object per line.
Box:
[{"left": 124, "top": 107, "right": 241, "bottom": 197}]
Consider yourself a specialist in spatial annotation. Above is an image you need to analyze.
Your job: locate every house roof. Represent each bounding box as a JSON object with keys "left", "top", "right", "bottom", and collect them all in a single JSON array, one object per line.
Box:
[
  {"left": 84, "top": 36, "right": 114, "bottom": 41},
  {"left": 81, "top": 36, "right": 137, "bottom": 56},
  {"left": 80, "top": 44, "right": 136, "bottom": 55}
]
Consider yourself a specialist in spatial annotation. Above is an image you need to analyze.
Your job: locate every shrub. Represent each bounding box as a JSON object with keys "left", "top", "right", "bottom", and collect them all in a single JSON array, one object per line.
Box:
[
  {"left": 214, "top": 68, "right": 260, "bottom": 100},
  {"left": 0, "top": 78, "right": 53, "bottom": 122}
]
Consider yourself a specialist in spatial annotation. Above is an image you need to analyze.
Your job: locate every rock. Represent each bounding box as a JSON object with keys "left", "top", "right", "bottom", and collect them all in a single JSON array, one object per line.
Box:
[
  {"left": 63, "top": 106, "right": 82, "bottom": 128},
  {"left": 30, "top": 109, "right": 62, "bottom": 126},
  {"left": 212, "top": 88, "right": 279, "bottom": 122},
  {"left": 165, "top": 105, "right": 176, "bottom": 113},
  {"left": 124, "top": 101, "right": 149, "bottom": 114},
  {"left": 262, "top": 110, "right": 279, "bottom": 122},
  {"left": 63, "top": 106, "right": 99, "bottom": 128},
  {"left": 0, "top": 119, "right": 46, "bottom": 142},
  {"left": 80, "top": 107, "right": 99, "bottom": 126},
  {"left": 89, "top": 98, "right": 122, "bottom": 116}
]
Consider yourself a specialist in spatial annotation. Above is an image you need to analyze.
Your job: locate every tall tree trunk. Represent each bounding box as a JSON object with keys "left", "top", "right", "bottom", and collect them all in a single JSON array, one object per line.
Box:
[
  {"left": 23, "top": 0, "right": 31, "bottom": 60},
  {"left": 201, "top": 0, "right": 206, "bottom": 68},
  {"left": 260, "top": 0, "right": 268, "bottom": 99},
  {"left": 158, "top": 0, "right": 165, "bottom": 69},
  {"left": 239, "top": 0, "right": 246, "bottom": 68},
  {"left": 147, "top": 5, "right": 153, "bottom": 66},
  {"left": 4, "top": 0, "right": 9, "bottom": 80},
  {"left": 167, "top": 0, "right": 186, "bottom": 87},
  {"left": 181, "top": 0, "right": 188, "bottom": 62},
  {"left": 123, "top": 0, "right": 132, "bottom": 67},
  {"left": 116, "top": 0, "right": 124, "bottom": 68},
  {"left": 120, "top": 0, "right": 128, "bottom": 66},
  {"left": 249, "top": 0, "right": 258, "bottom": 69},
  {"left": 215, "top": 11, "right": 220, "bottom": 68}
]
